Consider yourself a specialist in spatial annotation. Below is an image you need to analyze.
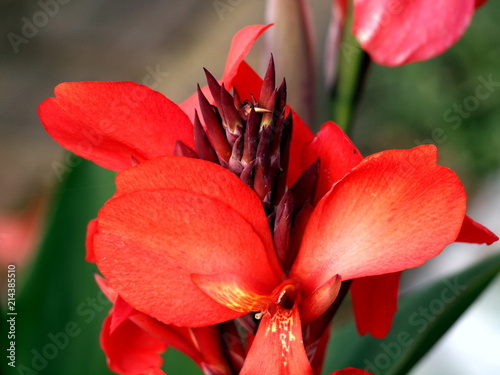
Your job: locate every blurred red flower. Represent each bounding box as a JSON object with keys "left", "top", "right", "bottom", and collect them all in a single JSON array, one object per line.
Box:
[{"left": 332, "top": 0, "right": 488, "bottom": 66}]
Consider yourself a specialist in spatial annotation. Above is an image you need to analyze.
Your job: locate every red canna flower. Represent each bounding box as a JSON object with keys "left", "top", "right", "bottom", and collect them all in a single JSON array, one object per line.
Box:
[
  {"left": 38, "top": 24, "right": 497, "bottom": 375},
  {"left": 330, "top": 0, "right": 488, "bottom": 66}
]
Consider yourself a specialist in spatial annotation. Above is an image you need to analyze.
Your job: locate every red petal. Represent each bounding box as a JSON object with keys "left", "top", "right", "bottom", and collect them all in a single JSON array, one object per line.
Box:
[
  {"left": 241, "top": 305, "right": 313, "bottom": 375},
  {"left": 85, "top": 218, "right": 98, "bottom": 263},
  {"left": 353, "top": 0, "right": 476, "bottom": 66},
  {"left": 229, "top": 60, "right": 266, "bottom": 103},
  {"left": 180, "top": 24, "right": 271, "bottom": 121},
  {"left": 95, "top": 161, "right": 281, "bottom": 327},
  {"left": 38, "top": 82, "right": 194, "bottom": 171},
  {"left": 95, "top": 274, "right": 203, "bottom": 363},
  {"left": 222, "top": 24, "right": 273, "bottom": 85},
  {"left": 292, "top": 145, "right": 466, "bottom": 295},
  {"left": 330, "top": 369, "right": 375, "bottom": 375},
  {"left": 287, "top": 111, "right": 315, "bottom": 187},
  {"left": 130, "top": 314, "right": 203, "bottom": 365},
  {"left": 101, "top": 313, "right": 167, "bottom": 375},
  {"left": 299, "top": 274, "right": 341, "bottom": 324},
  {"left": 95, "top": 190, "right": 277, "bottom": 326},
  {"left": 114, "top": 156, "right": 283, "bottom": 278},
  {"left": 301, "top": 121, "right": 363, "bottom": 202},
  {"left": 456, "top": 215, "right": 498, "bottom": 244},
  {"left": 351, "top": 272, "right": 401, "bottom": 339},
  {"left": 110, "top": 295, "right": 137, "bottom": 334},
  {"left": 95, "top": 273, "right": 118, "bottom": 303}
]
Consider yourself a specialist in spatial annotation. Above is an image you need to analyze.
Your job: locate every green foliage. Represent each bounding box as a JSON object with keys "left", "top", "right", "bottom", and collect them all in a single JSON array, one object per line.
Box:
[
  {"left": 163, "top": 349, "right": 203, "bottom": 375},
  {"left": 1, "top": 157, "right": 116, "bottom": 375}
]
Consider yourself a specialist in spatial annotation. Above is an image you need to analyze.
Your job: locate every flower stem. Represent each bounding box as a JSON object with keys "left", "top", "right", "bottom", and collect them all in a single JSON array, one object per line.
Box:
[{"left": 329, "top": 8, "right": 371, "bottom": 136}]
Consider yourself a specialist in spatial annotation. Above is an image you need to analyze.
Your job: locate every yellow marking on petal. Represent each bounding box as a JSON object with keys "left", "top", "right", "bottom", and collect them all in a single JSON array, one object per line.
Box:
[
  {"left": 265, "top": 306, "right": 298, "bottom": 368},
  {"left": 192, "top": 273, "right": 270, "bottom": 313}
]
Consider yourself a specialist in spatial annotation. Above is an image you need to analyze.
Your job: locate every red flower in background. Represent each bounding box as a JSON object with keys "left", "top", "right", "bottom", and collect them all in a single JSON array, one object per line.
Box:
[
  {"left": 332, "top": 0, "right": 488, "bottom": 66},
  {"left": 38, "top": 25, "right": 497, "bottom": 375}
]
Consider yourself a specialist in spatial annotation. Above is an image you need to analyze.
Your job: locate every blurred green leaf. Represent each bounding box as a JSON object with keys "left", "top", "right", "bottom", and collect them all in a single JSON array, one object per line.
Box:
[
  {"left": 163, "top": 349, "right": 203, "bottom": 375},
  {"left": 1, "top": 156, "right": 116, "bottom": 375},
  {"left": 322, "top": 253, "right": 500, "bottom": 375}
]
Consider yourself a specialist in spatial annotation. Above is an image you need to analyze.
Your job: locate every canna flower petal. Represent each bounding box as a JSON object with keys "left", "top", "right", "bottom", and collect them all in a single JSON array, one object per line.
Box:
[
  {"left": 351, "top": 272, "right": 401, "bottom": 338},
  {"left": 456, "top": 215, "right": 499, "bottom": 244},
  {"left": 228, "top": 60, "right": 267, "bottom": 108},
  {"left": 112, "top": 155, "right": 283, "bottom": 278},
  {"left": 299, "top": 274, "right": 341, "bottom": 324},
  {"left": 192, "top": 273, "right": 271, "bottom": 314},
  {"left": 94, "top": 157, "right": 281, "bottom": 327},
  {"left": 349, "top": 213, "right": 497, "bottom": 339},
  {"left": 180, "top": 24, "right": 271, "bottom": 120},
  {"left": 101, "top": 312, "right": 167, "bottom": 375},
  {"left": 85, "top": 218, "right": 98, "bottom": 263},
  {"left": 287, "top": 110, "right": 315, "bottom": 186},
  {"left": 291, "top": 145, "right": 466, "bottom": 295},
  {"left": 38, "top": 82, "right": 194, "bottom": 171},
  {"left": 301, "top": 121, "right": 363, "bottom": 202},
  {"left": 240, "top": 304, "right": 313, "bottom": 375},
  {"left": 222, "top": 24, "right": 273, "bottom": 85},
  {"left": 353, "top": 0, "right": 477, "bottom": 66},
  {"left": 95, "top": 274, "right": 204, "bottom": 365}
]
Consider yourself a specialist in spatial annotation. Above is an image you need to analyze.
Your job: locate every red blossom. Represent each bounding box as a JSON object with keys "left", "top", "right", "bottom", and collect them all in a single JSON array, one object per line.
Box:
[
  {"left": 331, "top": 0, "right": 488, "bottom": 66},
  {"left": 38, "top": 24, "right": 497, "bottom": 375}
]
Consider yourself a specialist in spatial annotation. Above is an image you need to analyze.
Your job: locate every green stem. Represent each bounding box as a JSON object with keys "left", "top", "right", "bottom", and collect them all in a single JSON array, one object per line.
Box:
[{"left": 329, "top": 7, "right": 371, "bottom": 136}]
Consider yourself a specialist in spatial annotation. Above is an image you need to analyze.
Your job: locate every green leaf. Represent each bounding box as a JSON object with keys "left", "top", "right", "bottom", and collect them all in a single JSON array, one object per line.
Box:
[
  {"left": 1, "top": 156, "right": 116, "bottom": 375},
  {"left": 162, "top": 349, "right": 203, "bottom": 375},
  {"left": 322, "top": 253, "right": 500, "bottom": 375}
]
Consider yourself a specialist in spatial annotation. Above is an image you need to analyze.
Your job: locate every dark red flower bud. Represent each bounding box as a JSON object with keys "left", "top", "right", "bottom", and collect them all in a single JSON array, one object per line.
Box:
[
  {"left": 197, "top": 85, "right": 231, "bottom": 163},
  {"left": 274, "top": 190, "right": 293, "bottom": 267},
  {"left": 259, "top": 55, "right": 276, "bottom": 110},
  {"left": 193, "top": 111, "right": 219, "bottom": 164},
  {"left": 196, "top": 57, "right": 295, "bottom": 216}
]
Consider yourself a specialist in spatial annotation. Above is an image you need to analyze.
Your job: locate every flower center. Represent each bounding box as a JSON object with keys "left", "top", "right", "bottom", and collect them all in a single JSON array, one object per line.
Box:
[
  {"left": 255, "top": 279, "right": 301, "bottom": 320},
  {"left": 175, "top": 57, "right": 292, "bottom": 217},
  {"left": 175, "top": 57, "right": 320, "bottom": 272},
  {"left": 276, "top": 283, "right": 298, "bottom": 310}
]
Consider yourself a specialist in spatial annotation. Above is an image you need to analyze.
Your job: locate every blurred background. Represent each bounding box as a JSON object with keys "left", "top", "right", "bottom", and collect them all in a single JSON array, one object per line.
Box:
[{"left": 0, "top": 1, "right": 499, "bottom": 374}]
